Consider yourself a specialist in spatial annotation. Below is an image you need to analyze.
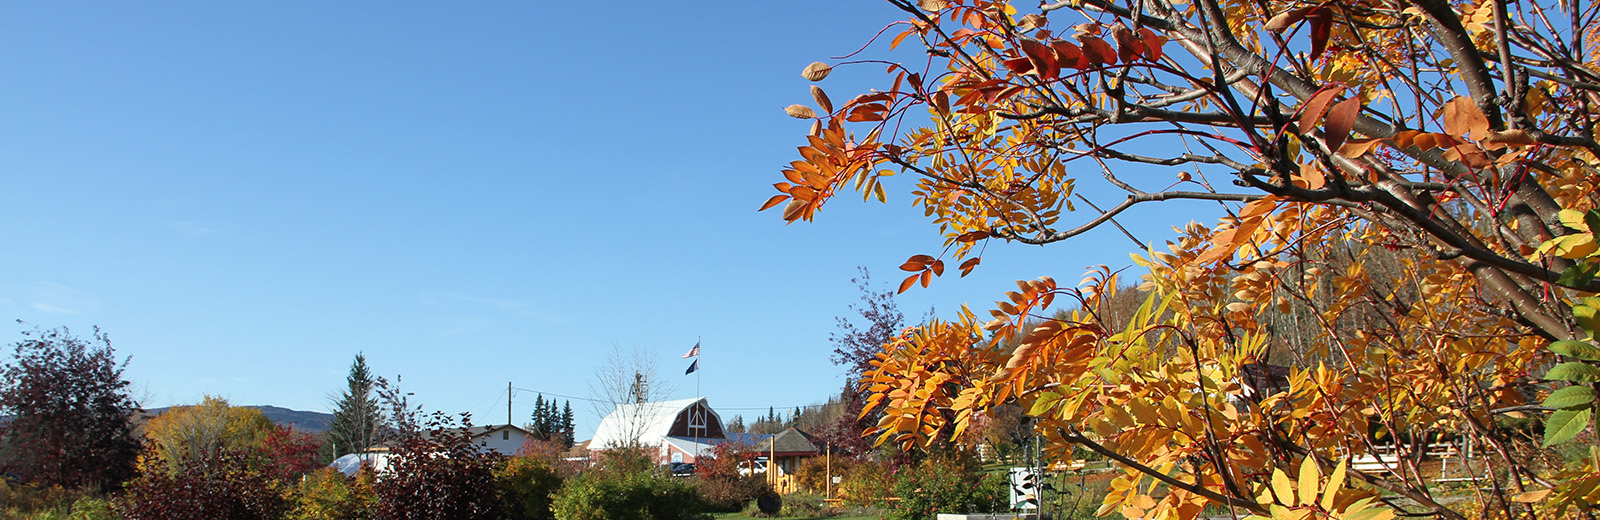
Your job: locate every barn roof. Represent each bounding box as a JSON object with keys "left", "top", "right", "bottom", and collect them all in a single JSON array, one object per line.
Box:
[{"left": 589, "top": 397, "right": 722, "bottom": 449}]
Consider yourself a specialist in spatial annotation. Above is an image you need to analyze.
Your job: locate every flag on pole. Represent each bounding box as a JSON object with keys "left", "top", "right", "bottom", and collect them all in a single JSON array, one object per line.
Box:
[
  {"left": 685, "top": 359, "right": 699, "bottom": 375},
  {"left": 682, "top": 341, "right": 700, "bottom": 359}
]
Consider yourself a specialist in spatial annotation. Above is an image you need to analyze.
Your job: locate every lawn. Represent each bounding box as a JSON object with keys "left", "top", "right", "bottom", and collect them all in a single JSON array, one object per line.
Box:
[{"left": 711, "top": 513, "right": 880, "bottom": 520}]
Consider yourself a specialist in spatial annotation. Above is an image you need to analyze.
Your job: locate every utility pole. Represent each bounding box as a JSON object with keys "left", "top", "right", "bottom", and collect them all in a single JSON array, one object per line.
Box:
[{"left": 508, "top": 381, "right": 513, "bottom": 426}]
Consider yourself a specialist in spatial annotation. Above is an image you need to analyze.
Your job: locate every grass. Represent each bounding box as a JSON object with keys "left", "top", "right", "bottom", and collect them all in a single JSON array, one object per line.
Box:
[{"left": 711, "top": 513, "right": 880, "bottom": 520}]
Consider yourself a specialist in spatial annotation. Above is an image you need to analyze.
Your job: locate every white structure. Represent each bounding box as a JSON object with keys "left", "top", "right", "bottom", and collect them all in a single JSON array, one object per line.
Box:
[
  {"left": 328, "top": 424, "right": 533, "bottom": 476},
  {"left": 589, "top": 397, "right": 727, "bottom": 464}
]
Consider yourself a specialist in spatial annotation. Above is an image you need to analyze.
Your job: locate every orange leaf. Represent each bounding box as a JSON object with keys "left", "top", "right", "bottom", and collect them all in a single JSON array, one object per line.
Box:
[
  {"left": 956, "top": 230, "right": 990, "bottom": 242},
  {"left": 1442, "top": 96, "right": 1491, "bottom": 140},
  {"left": 900, "top": 260, "right": 925, "bottom": 272},
  {"left": 811, "top": 86, "right": 834, "bottom": 114},
  {"left": 1296, "top": 86, "right": 1345, "bottom": 133},
  {"left": 758, "top": 194, "right": 790, "bottom": 211},
  {"left": 1266, "top": 6, "right": 1314, "bottom": 32},
  {"left": 899, "top": 274, "right": 919, "bottom": 294},
  {"left": 930, "top": 259, "right": 946, "bottom": 276},
  {"left": 1322, "top": 97, "right": 1361, "bottom": 151},
  {"left": 1481, "top": 129, "right": 1536, "bottom": 149},
  {"left": 781, "top": 199, "right": 809, "bottom": 221},
  {"left": 919, "top": 269, "right": 932, "bottom": 288},
  {"left": 1391, "top": 129, "right": 1422, "bottom": 149},
  {"left": 959, "top": 257, "right": 981, "bottom": 277},
  {"left": 908, "top": 254, "right": 935, "bottom": 264},
  {"left": 1337, "top": 138, "right": 1383, "bottom": 158}
]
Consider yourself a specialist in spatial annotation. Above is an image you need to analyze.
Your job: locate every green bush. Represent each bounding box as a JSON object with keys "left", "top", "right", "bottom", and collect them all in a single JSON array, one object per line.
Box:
[
  {"left": 285, "top": 467, "right": 377, "bottom": 520},
  {"left": 837, "top": 461, "right": 894, "bottom": 506},
  {"left": 883, "top": 457, "right": 1007, "bottom": 520},
  {"left": 550, "top": 470, "right": 709, "bottom": 520},
  {"left": 497, "top": 455, "right": 564, "bottom": 520}
]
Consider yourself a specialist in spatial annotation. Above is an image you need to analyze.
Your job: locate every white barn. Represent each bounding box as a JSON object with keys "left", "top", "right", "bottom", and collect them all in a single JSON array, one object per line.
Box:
[{"left": 589, "top": 397, "right": 729, "bottom": 464}]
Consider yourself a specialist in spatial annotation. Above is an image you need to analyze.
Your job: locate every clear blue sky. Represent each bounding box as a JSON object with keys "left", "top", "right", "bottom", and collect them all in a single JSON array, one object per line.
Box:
[{"left": 1, "top": 1, "right": 1212, "bottom": 438}]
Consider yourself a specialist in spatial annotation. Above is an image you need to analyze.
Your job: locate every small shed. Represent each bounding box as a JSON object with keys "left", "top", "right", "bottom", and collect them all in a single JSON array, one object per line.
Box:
[{"left": 752, "top": 428, "right": 821, "bottom": 494}]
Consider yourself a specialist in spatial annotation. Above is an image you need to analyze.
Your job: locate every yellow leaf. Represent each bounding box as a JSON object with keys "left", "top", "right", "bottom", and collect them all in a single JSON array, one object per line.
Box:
[
  {"left": 1560, "top": 209, "right": 1592, "bottom": 232},
  {"left": 1512, "top": 489, "right": 1551, "bottom": 502},
  {"left": 1298, "top": 456, "right": 1320, "bottom": 507},
  {"left": 1321, "top": 459, "right": 1346, "bottom": 510},
  {"left": 1272, "top": 468, "right": 1295, "bottom": 506}
]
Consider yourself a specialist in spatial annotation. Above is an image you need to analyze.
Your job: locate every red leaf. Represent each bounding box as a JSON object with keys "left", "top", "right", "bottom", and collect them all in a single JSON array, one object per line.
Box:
[
  {"left": 955, "top": 230, "right": 990, "bottom": 242},
  {"left": 1079, "top": 36, "right": 1117, "bottom": 66},
  {"left": 1020, "top": 39, "right": 1059, "bottom": 80},
  {"left": 1322, "top": 97, "right": 1362, "bottom": 151},
  {"left": 1111, "top": 25, "right": 1139, "bottom": 63},
  {"left": 1002, "top": 57, "right": 1035, "bottom": 75},
  {"left": 1138, "top": 27, "right": 1165, "bottom": 61},
  {"left": 1307, "top": 7, "right": 1332, "bottom": 60},
  {"left": 1051, "top": 41, "right": 1086, "bottom": 70}
]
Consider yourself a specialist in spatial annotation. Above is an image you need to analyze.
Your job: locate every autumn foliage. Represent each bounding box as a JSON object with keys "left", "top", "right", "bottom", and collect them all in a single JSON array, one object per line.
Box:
[{"left": 770, "top": 0, "right": 1600, "bottom": 519}]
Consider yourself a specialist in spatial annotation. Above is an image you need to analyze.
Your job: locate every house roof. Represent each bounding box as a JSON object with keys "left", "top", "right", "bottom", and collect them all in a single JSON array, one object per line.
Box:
[
  {"left": 589, "top": 397, "right": 721, "bottom": 449},
  {"left": 753, "top": 428, "right": 820, "bottom": 455}
]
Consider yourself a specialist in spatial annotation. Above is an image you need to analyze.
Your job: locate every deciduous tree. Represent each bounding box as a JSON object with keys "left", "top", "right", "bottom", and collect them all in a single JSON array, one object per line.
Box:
[
  {"left": 770, "top": 0, "right": 1600, "bottom": 519},
  {"left": 0, "top": 326, "right": 140, "bottom": 489},
  {"left": 142, "top": 396, "right": 274, "bottom": 475}
]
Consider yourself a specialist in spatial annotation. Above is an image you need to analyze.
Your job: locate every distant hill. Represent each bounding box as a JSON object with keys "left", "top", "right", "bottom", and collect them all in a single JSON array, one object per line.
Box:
[{"left": 142, "top": 405, "right": 334, "bottom": 433}]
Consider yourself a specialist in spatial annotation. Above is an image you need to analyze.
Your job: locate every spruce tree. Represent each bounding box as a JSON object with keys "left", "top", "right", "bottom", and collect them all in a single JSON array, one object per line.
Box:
[
  {"left": 329, "top": 353, "right": 382, "bottom": 458},
  {"left": 560, "top": 401, "right": 575, "bottom": 448}
]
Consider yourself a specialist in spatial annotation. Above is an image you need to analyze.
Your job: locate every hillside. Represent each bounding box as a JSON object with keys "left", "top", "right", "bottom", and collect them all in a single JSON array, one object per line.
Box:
[{"left": 142, "top": 405, "right": 334, "bottom": 433}]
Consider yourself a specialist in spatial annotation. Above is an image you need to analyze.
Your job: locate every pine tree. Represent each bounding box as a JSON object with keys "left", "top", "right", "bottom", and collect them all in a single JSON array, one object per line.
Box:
[
  {"left": 329, "top": 353, "right": 382, "bottom": 458},
  {"left": 560, "top": 401, "right": 575, "bottom": 448}
]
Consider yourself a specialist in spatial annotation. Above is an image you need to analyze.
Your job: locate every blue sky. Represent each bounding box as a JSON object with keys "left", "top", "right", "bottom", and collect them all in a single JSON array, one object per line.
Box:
[{"left": 0, "top": 1, "right": 1213, "bottom": 437}]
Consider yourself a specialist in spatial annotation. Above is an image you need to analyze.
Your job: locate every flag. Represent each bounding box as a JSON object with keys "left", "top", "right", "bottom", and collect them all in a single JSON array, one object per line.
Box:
[
  {"left": 682, "top": 341, "right": 700, "bottom": 359},
  {"left": 685, "top": 359, "right": 699, "bottom": 375}
]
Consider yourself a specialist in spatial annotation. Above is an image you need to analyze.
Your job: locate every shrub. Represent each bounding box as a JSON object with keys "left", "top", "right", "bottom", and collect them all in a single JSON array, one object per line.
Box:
[
  {"left": 497, "top": 455, "right": 564, "bottom": 520},
  {"left": 692, "top": 441, "right": 770, "bottom": 512},
  {"left": 883, "top": 456, "right": 1007, "bottom": 520},
  {"left": 693, "top": 473, "right": 771, "bottom": 513},
  {"left": 837, "top": 461, "right": 894, "bottom": 506},
  {"left": 550, "top": 468, "right": 709, "bottom": 520},
  {"left": 793, "top": 455, "right": 854, "bottom": 495},
  {"left": 115, "top": 449, "right": 289, "bottom": 520},
  {"left": 373, "top": 412, "right": 504, "bottom": 520},
  {"left": 285, "top": 467, "right": 377, "bottom": 520},
  {"left": 0, "top": 480, "right": 110, "bottom": 520}
]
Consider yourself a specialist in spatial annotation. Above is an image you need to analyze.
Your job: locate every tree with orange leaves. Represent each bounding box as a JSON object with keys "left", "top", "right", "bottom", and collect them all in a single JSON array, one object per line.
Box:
[{"left": 767, "top": 0, "right": 1600, "bottom": 519}]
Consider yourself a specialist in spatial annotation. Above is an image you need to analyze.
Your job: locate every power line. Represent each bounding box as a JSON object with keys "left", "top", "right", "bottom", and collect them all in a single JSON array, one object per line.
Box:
[{"left": 510, "top": 386, "right": 831, "bottom": 412}]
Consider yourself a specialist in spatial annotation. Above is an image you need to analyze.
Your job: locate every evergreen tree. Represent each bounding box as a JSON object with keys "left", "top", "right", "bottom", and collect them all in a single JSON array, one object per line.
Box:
[
  {"left": 328, "top": 353, "right": 382, "bottom": 458},
  {"left": 560, "top": 401, "right": 575, "bottom": 448}
]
